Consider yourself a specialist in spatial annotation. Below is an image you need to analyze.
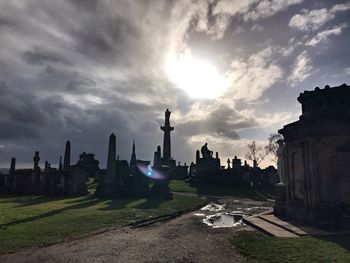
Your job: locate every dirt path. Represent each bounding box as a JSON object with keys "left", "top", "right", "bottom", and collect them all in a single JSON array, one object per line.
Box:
[
  {"left": 0, "top": 210, "right": 248, "bottom": 263},
  {"left": 0, "top": 197, "right": 272, "bottom": 263}
]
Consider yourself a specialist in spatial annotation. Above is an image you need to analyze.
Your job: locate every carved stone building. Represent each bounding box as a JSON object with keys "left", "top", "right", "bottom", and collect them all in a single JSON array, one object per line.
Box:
[{"left": 275, "top": 84, "right": 350, "bottom": 229}]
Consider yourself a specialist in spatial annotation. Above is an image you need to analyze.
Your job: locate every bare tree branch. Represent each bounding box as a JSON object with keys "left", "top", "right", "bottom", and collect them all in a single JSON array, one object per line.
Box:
[{"left": 245, "top": 133, "right": 283, "bottom": 167}]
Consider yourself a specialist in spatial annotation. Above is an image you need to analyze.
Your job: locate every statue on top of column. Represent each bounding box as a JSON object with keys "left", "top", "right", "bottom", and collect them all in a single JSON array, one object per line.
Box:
[
  {"left": 165, "top": 109, "right": 171, "bottom": 124},
  {"left": 201, "top": 143, "right": 213, "bottom": 159}
]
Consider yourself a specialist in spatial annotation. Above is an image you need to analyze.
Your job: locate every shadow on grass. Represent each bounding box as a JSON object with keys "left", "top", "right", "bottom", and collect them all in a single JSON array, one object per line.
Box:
[
  {"left": 98, "top": 198, "right": 140, "bottom": 211},
  {"left": 134, "top": 198, "right": 164, "bottom": 210},
  {"left": 0, "top": 195, "right": 65, "bottom": 207},
  {"left": 318, "top": 235, "right": 350, "bottom": 252},
  {"left": 64, "top": 194, "right": 100, "bottom": 204},
  {"left": 195, "top": 184, "right": 269, "bottom": 201},
  {"left": 0, "top": 197, "right": 105, "bottom": 229},
  {"left": 100, "top": 197, "right": 170, "bottom": 211}
]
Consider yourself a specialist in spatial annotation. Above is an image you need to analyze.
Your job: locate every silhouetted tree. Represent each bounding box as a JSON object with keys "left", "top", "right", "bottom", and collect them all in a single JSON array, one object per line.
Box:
[
  {"left": 245, "top": 141, "right": 268, "bottom": 166},
  {"left": 265, "top": 133, "right": 283, "bottom": 163},
  {"left": 245, "top": 133, "right": 283, "bottom": 166}
]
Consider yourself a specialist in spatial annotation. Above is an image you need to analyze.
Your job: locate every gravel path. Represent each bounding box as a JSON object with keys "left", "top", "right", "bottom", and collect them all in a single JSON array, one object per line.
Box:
[{"left": 0, "top": 210, "right": 247, "bottom": 263}]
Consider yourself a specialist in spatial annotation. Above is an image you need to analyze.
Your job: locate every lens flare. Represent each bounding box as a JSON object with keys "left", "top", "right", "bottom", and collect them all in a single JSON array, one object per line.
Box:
[{"left": 136, "top": 164, "right": 165, "bottom": 180}]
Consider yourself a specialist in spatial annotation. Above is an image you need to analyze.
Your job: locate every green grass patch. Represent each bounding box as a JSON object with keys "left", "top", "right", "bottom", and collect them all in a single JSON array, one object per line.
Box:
[
  {"left": 169, "top": 180, "right": 197, "bottom": 193},
  {"left": 0, "top": 189, "right": 205, "bottom": 254},
  {"left": 231, "top": 231, "right": 350, "bottom": 263},
  {"left": 169, "top": 180, "right": 270, "bottom": 201},
  {"left": 196, "top": 184, "right": 268, "bottom": 200}
]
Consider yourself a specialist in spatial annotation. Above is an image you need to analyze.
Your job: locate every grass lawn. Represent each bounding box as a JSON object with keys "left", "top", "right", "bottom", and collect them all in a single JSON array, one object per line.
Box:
[
  {"left": 169, "top": 180, "right": 271, "bottom": 201},
  {"left": 169, "top": 180, "right": 197, "bottom": 193},
  {"left": 231, "top": 231, "right": 350, "bottom": 263},
  {"left": 0, "top": 180, "right": 205, "bottom": 254}
]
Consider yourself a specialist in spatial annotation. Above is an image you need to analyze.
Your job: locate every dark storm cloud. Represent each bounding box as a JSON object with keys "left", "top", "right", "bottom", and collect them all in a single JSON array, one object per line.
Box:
[
  {"left": 177, "top": 105, "right": 257, "bottom": 140},
  {"left": 69, "top": 0, "right": 98, "bottom": 12},
  {"left": 0, "top": 17, "right": 14, "bottom": 28},
  {"left": 0, "top": 81, "right": 48, "bottom": 128},
  {"left": 0, "top": 121, "right": 39, "bottom": 140},
  {"left": 64, "top": 79, "right": 96, "bottom": 93},
  {"left": 1, "top": 0, "right": 350, "bottom": 168},
  {"left": 22, "top": 47, "right": 72, "bottom": 66},
  {"left": 68, "top": 7, "right": 145, "bottom": 67}
]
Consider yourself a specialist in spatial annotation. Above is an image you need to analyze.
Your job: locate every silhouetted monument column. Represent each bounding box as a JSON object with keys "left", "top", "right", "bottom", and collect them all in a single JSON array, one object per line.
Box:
[
  {"left": 130, "top": 140, "right": 137, "bottom": 177},
  {"left": 59, "top": 156, "right": 63, "bottom": 172},
  {"left": 58, "top": 155, "right": 65, "bottom": 192},
  {"left": 196, "top": 150, "right": 200, "bottom": 164},
  {"left": 45, "top": 161, "right": 49, "bottom": 172},
  {"left": 157, "top": 145, "right": 161, "bottom": 159},
  {"left": 96, "top": 133, "right": 117, "bottom": 197},
  {"left": 106, "top": 133, "right": 116, "bottom": 182},
  {"left": 153, "top": 145, "right": 161, "bottom": 168},
  {"left": 63, "top": 140, "right": 71, "bottom": 172},
  {"left": 130, "top": 141, "right": 137, "bottom": 168},
  {"left": 5, "top": 157, "right": 16, "bottom": 189},
  {"left": 32, "top": 151, "right": 41, "bottom": 190},
  {"left": 33, "top": 151, "right": 40, "bottom": 171},
  {"left": 10, "top": 158, "right": 16, "bottom": 175},
  {"left": 161, "top": 109, "right": 174, "bottom": 163}
]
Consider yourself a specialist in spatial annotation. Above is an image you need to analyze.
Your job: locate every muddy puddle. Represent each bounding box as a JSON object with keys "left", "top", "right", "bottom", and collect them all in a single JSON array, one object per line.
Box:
[
  {"left": 197, "top": 201, "right": 272, "bottom": 228},
  {"left": 203, "top": 212, "right": 244, "bottom": 228},
  {"left": 200, "top": 203, "right": 225, "bottom": 212}
]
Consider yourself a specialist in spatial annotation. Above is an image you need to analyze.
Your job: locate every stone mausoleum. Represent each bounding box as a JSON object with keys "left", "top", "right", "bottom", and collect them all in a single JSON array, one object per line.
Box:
[{"left": 275, "top": 84, "right": 350, "bottom": 229}]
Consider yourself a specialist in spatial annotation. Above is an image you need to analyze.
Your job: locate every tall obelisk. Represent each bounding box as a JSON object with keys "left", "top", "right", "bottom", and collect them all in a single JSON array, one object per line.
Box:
[
  {"left": 106, "top": 133, "right": 116, "bottom": 182},
  {"left": 9, "top": 157, "right": 16, "bottom": 175},
  {"left": 161, "top": 109, "right": 174, "bottom": 162},
  {"left": 63, "top": 140, "right": 71, "bottom": 172},
  {"left": 130, "top": 140, "right": 137, "bottom": 167}
]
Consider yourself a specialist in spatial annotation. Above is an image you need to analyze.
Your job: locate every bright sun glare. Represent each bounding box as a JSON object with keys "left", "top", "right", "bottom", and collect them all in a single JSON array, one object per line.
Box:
[{"left": 165, "top": 52, "right": 229, "bottom": 99}]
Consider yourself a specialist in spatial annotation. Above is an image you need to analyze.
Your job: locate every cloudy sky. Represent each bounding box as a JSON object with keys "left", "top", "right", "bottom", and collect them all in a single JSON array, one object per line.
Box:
[{"left": 1, "top": 0, "right": 349, "bottom": 168}]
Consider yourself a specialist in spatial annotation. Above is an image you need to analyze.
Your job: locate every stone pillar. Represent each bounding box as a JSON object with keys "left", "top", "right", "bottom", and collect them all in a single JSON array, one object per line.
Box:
[
  {"left": 32, "top": 151, "right": 41, "bottom": 187},
  {"left": 5, "top": 157, "right": 16, "bottom": 189},
  {"left": 274, "top": 183, "right": 287, "bottom": 217},
  {"left": 58, "top": 156, "right": 65, "bottom": 190},
  {"left": 106, "top": 133, "right": 116, "bottom": 182},
  {"left": 196, "top": 150, "right": 200, "bottom": 164},
  {"left": 160, "top": 109, "right": 174, "bottom": 162},
  {"left": 59, "top": 156, "right": 63, "bottom": 171},
  {"left": 63, "top": 140, "right": 71, "bottom": 172},
  {"left": 130, "top": 141, "right": 137, "bottom": 167},
  {"left": 153, "top": 146, "right": 161, "bottom": 168},
  {"left": 9, "top": 158, "right": 16, "bottom": 175},
  {"left": 33, "top": 152, "right": 40, "bottom": 170}
]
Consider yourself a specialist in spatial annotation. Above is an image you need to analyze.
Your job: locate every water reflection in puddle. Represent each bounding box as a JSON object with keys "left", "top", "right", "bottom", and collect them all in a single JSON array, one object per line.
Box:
[
  {"left": 199, "top": 202, "right": 272, "bottom": 228},
  {"left": 193, "top": 213, "right": 206, "bottom": 217},
  {"left": 203, "top": 213, "right": 244, "bottom": 228}
]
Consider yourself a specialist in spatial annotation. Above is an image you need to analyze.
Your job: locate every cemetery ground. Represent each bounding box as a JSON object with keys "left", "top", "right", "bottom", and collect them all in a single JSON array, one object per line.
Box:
[
  {"left": 0, "top": 180, "right": 350, "bottom": 262},
  {"left": 231, "top": 231, "right": 350, "bottom": 262},
  {"left": 0, "top": 179, "right": 206, "bottom": 254}
]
